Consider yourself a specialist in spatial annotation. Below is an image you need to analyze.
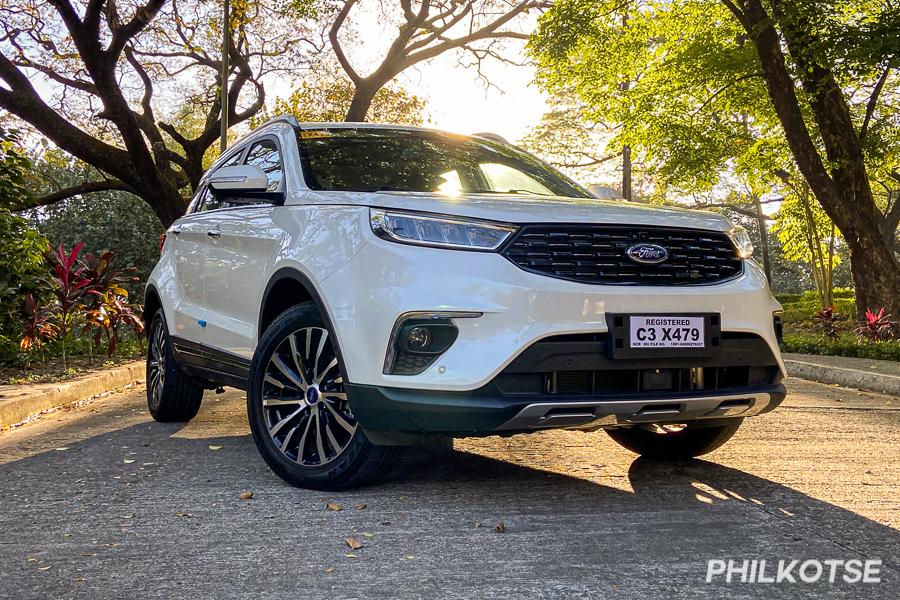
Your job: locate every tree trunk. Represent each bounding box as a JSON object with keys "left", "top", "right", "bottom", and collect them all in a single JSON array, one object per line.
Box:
[
  {"left": 144, "top": 187, "right": 191, "bottom": 229},
  {"left": 735, "top": 0, "right": 900, "bottom": 324},
  {"left": 345, "top": 84, "right": 378, "bottom": 122},
  {"left": 752, "top": 194, "right": 771, "bottom": 283}
]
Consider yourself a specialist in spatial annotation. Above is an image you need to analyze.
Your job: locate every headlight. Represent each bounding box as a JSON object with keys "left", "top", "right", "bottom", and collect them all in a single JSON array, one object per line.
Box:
[
  {"left": 728, "top": 226, "right": 754, "bottom": 259},
  {"left": 370, "top": 209, "right": 516, "bottom": 251}
]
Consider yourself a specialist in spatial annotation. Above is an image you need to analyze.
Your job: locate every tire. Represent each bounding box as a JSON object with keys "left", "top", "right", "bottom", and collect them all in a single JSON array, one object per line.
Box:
[
  {"left": 146, "top": 310, "right": 204, "bottom": 422},
  {"left": 605, "top": 419, "right": 743, "bottom": 460},
  {"left": 247, "top": 302, "right": 400, "bottom": 490}
]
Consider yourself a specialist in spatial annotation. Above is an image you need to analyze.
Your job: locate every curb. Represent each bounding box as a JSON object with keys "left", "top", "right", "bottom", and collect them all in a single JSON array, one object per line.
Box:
[
  {"left": 784, "top": 359, "right": 900, "bottom": 396},
  {"left": 0, "top": 361, "right": 145, "bottom": 428}
]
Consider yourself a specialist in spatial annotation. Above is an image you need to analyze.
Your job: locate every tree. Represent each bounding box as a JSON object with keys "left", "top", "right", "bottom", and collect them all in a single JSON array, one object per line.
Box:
[
  {"left": 774, "top": 179, "right": 841, "bottom": 308},
  {"left": 0, "top": 0, "right": 319, "bottom": 226},
  {"left": 519, "top": 91, "right": 621, "bottom": 188},
  {"left": 324, "top": 0, "right": 542, "bottom": 121},
  {"left": 529, "top": 0, "right": 900, "bottom": 322},
  {"left": 261, "top": 67, "right": 426, "bottom": 125}
]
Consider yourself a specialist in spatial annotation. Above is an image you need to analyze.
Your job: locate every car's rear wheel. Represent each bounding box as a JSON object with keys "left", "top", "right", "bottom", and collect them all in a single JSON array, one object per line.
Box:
[
  {"left": 605, "top": 419, "right": 743, "bottom": 460},
  {"left": 247, "top": 302, "right": 400, "bottom": 490},
  {"left": 146, "top": 310, "right": 204, "bottom": 422}
]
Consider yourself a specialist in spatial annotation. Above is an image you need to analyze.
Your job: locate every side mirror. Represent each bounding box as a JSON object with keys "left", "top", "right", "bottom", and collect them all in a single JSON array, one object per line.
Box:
[
  {"left": 209, "top": 165, "right": 268, "bottom": 192},
  {"left": 207, "top": 165, "right": 285, "bottom": 205}
]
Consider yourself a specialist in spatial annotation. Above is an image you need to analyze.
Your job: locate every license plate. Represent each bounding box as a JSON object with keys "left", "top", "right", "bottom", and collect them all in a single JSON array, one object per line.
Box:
[{"left": 629, "top": 316, "right": 705, "bottom": 349}]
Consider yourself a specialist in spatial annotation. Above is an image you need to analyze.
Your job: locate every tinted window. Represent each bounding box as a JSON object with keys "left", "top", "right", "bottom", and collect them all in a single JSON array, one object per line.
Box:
[
  {"left": 192, "top": 150, "right": 244, "bottom": 213},
  {"left": 245, "top": 139, "right": 283, "bottom": 191},
  {"left": 296, "top": 128, "right": 589, "bottom": 198},
  {"left": 194, "top": 185, "right": 226, "bottom": 213}
]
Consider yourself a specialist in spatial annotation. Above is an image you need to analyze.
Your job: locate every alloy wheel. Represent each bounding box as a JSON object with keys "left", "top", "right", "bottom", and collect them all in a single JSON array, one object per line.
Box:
[
  {"left": 147, "top": 317, "right": 167, "bottom": 410},
  {"left": 261, "top": 327, "right": 357, "bottom": 466}
]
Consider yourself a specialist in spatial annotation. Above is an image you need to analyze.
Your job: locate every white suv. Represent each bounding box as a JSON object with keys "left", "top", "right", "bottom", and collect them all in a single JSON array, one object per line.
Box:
[{"left": 145, "top": 117, "right": 786, "bottom": 490}]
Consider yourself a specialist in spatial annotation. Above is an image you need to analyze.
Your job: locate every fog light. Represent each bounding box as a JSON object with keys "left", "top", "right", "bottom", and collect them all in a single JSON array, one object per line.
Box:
[{"left": 407, "top": 326, "right": 431, "bottom": 351}]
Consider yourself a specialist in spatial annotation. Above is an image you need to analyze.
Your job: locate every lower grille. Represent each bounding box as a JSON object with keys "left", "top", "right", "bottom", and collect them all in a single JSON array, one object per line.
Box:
[{"left": 502, "top": 224, "right": 743, "bottom": 285}]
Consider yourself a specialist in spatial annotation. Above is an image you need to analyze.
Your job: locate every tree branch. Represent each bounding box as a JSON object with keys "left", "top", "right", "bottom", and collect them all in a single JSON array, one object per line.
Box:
[
  {"left": 859, "top": 63, "right": 891, "bottom": 143},
  {"left": 34, "top": 179, "right": 135, "bottom": 207}
]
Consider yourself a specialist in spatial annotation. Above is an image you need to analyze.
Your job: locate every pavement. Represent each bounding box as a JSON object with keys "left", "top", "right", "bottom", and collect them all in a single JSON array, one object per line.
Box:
[
  {"left": 783, "top": 353, "right": 900, "bottom": 396},
  {"left": 0, "top": 378, "right": 897, "bottom": 599}
]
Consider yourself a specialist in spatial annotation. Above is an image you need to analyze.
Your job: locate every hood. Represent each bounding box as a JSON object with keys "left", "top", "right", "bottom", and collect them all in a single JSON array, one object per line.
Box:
[{"left": 297, "top": 190, "right": 734, "bottom": 233}]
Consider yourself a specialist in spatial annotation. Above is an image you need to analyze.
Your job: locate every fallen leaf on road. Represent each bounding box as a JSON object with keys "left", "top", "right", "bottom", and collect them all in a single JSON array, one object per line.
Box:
[
  {"left": 175, "top": 512, "right": 192, "bottom": 518},
  {"left": 38, "top": 566, "right": 51, "bottom": 571},
  {"left": 118, "top": 514, "right": 135, "bottom": 519},
  {"left": 123, "top": 459, "right": 136, "bottom": 464},
  {"left": 474, "top": 522, "right": 482, "bottom": 528},
  {"left": 345, "top": 537, "right": 363, "bottom": 550},
  {"left": 326, "top": 502, "right": 342, "bottom": 511},
  {"left": 362, "top": 532, "right": 374, "bottom": 538},
  {"left": 209, "top": 445, "right": 222, "bottom": 451},
  {"left": 405, "top": 555, "right": 415, "bottom": 560},
  {"left": 54, "top": 447, "right": 69, "bottom": 451},
  {"left": 26, "top": 557, "right": 37, "bottom": 562},
  {"left": 354, "top": 503, "right": 367, "bottom": 510},
  {"left": 81, "top": 553, "right": 96, "bottom": 557},
  {"left": 345, "top": 553, "right": 358, "bottom": 559},
  {"left": 74, "top": 576, "right": 85, "bottom": 582},
  {"left": 495, "top": 520, "right": 506, "bottom": 533},
  {"left": 324, "top": 567, "right": 335, "bottom": 574},
  {"left": 239, "top": 491, "right": 253, "bottom": 500}
]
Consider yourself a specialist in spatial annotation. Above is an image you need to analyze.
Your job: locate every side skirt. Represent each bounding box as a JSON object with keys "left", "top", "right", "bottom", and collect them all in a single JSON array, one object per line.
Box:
[{"left": 171, "top": 337, "right": 251, "bottom": 391}]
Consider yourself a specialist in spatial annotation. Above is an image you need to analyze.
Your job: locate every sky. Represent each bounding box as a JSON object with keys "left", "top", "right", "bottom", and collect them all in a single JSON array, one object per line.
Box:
[
  {"left": 325, "top": 3, "right": 551, "bottom": 143},
  {"left": 397, "top": 49, "right": 550, "bottom": 143}
]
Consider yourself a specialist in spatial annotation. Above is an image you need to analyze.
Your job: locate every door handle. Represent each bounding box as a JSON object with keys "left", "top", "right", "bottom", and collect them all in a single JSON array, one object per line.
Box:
[
  {"left": 171, "top": 227, "right": 182, "bottom": 235},
  {"left": 207, "top": 229, "right": 221, "bottom": 239}
]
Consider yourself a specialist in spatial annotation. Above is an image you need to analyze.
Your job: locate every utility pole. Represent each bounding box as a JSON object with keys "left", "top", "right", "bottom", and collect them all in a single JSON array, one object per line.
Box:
[
  {"left": 620, "top": 12, "right": 632, "bottom": 201},
  {"left": 220, "top": 0, "right": 230, "bottom": 152}
]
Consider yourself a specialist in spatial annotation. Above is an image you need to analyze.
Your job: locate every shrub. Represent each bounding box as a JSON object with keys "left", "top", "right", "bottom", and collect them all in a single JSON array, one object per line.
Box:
[{"left": 783, "top": 332, "right": 900, "bottom": 362}]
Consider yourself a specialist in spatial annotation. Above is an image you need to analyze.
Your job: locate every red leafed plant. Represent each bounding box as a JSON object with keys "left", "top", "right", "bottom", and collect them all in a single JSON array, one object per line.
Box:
[
  {"left": 814, "top": 305, "right": 840, "bottom": 339},
  {"left": 855, "top": 307, "right": 896, "bottom": 342},
  {"left": 43, "top": 242, "right": 92, "bottom": 369},
  {"left": 19, "top": 293, "right": 59, "bottom": 366},
  {"left": 81, "top": 251, "right": 142, "bottom": 358}
]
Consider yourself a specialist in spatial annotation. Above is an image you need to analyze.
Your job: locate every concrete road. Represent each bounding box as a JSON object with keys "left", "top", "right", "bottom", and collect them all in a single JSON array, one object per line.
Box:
[{"left": 0, "top": 379, "right": 897, "bottom": 599}]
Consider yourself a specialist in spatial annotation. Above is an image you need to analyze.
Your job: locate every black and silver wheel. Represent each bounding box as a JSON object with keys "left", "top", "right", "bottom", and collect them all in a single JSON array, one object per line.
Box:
[
  {"left": 146, "top": 310, "right": 203, "bottom": 422},
  {"left": 605, "top": 419, "right": 744, "bottom": 460},
  {"left": 247, "top": 302, "right": 399, "bottom": 490}
]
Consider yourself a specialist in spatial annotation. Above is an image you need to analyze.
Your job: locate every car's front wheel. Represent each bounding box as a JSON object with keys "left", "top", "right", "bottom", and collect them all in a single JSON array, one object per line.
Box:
[
  {"left": 247, "top": 302, "right": 400, "bottom": 490},
  {"left": 605, "top": 419, "right": 743, "bottom": 460}
]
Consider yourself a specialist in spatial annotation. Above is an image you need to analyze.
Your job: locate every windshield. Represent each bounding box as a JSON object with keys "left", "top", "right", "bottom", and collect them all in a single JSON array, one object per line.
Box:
[{"left": 296, "top": 127, "right": 590, "bottom": 198}]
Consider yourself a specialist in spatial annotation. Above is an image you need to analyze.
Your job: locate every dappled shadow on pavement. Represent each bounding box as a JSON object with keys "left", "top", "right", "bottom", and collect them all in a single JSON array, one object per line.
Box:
[{"left": 0, "top": 391, "right": 896, "bottom": 599}]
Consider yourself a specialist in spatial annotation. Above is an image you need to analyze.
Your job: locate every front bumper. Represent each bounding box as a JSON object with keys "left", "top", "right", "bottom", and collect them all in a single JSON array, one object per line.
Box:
[
  {"left": 318, "top": 227, "right": 786, "bottom": 391},
  {"left": 347, "top": 382, "right": 787, "bottom": 438}
]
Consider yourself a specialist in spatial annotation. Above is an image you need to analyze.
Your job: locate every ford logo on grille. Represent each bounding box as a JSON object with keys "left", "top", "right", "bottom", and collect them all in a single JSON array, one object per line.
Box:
[{"left": 626, "top": 243, "right": 669, "bottom": 264}]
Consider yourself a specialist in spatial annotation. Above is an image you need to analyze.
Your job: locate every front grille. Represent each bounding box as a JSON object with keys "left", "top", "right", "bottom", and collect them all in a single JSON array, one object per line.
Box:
[{"left": 502, "top": 224, "right": 743, "bottom": 285}]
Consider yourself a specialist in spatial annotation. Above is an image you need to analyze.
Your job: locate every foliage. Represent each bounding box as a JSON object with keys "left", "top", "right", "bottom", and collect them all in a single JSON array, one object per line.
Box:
[
  {"left": 856, "top": 308, "right": 897, "bottom": 342},
  {"left": 80, "top": 251, "right": 143, "bottom": 357},
  {"left": 18, "top": 293, "right": 57, "bottom": 361},
  {"left": 0, "top": 209, "right": 50, "bottom": 359},
  {"left": 0, "top": 126, "right": 31, "bottom": 209},
  {"left": 783, "top": 333, "right": 900, "bottom": 362},
  {"left": 773, "top": 180, "right": 842, "bottom": 308},
  {"left": 260, "top": 73, "right": 426, "bottom": 125},
  {"left": 0, "top": 0, "right": 322, "bottom": 226},
  {"left": 814, "top": 306, "right": 840, "bottom": 339},
  {"left": 528, "top": 0, "right": 900, "bottom": 320},
  {"left": 43, "top": 243, "right": 92, "bottom": 369}
]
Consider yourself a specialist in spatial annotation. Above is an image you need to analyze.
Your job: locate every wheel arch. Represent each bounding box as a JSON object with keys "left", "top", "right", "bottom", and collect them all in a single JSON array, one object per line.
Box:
[
  {"left": 143, "top": 284, "right": 163, "bottom": 330},
  {"left": 258, "top": 267, "right": 334, "bottom": 344}
]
